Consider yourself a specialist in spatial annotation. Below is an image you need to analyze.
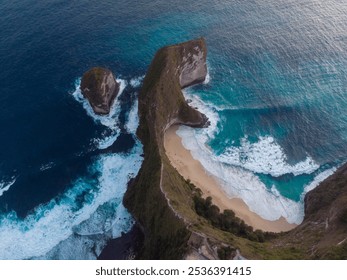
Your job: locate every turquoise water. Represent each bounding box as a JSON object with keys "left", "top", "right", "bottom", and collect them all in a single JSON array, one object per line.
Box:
[
  {"left": 176, "top": 0, "right": 347, "bottom": 223},
  {"left": 0, "top": 0, "right": 346, "bottom": 258}
]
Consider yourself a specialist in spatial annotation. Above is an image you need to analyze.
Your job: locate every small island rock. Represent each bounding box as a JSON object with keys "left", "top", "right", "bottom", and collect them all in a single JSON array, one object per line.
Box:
[{"left": 80, "top": 67, "right": 120, "bottom": 115}]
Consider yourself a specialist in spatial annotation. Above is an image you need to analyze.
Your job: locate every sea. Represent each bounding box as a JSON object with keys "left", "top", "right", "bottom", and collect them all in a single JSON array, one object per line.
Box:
[{"left": 0, "top": 0, "right": 346, "bottom": 259}]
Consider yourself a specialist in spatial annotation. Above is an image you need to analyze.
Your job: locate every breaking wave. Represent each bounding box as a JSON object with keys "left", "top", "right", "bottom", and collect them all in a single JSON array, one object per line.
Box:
[{"left": 0, "top": 78, "right": 143, "bottom": 259}]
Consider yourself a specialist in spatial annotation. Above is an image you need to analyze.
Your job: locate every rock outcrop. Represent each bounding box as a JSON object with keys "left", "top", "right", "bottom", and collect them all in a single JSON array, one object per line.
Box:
[{"left": 80, "top": 67, "right": 119, "bottom": 115}]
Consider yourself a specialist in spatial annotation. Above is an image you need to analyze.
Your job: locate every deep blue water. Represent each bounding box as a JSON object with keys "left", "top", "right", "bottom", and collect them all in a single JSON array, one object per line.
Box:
[{"left": 0, "top": 0, "right": 346, "bottom": 259}]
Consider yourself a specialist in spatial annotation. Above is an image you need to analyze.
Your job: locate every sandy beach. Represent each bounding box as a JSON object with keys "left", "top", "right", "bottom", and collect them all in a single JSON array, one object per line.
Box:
[{"left": 164, "top": 125, "right": 297, "bottom": 233}]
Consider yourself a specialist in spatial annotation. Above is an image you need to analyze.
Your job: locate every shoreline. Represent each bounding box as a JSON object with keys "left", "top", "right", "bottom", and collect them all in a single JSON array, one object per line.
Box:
[{"left": 164, "top": 125, "right": 297, "bottom": 233}]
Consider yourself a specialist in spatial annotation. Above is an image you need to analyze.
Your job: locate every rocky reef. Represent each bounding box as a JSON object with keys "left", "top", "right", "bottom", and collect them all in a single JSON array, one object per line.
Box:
[
  {"left": 123, "top": 37, "right": 347, "bottom": 259},
  {"left": 80, "top": 67, "right": 119, "bottom": 115}
]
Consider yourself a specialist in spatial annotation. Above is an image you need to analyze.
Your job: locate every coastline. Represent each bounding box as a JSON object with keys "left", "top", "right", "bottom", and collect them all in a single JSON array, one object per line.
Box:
[{"left": 164, "top": 125, "right": 297, "bottom": 233}]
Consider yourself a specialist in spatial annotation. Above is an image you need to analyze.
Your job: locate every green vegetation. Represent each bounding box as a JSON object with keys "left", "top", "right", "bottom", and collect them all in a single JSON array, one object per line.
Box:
[
  {"left": 191, "top": 185, "right": 277, "bottom": 243},
  {"left": 217, "top": 246, "right": 233, "bottom": 260},
  {"left": 323, "top": 242, "right": 347, "bottom": 260}
]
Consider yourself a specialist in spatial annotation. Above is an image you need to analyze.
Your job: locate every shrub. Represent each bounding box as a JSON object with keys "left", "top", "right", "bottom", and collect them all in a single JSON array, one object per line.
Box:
[{"left": 191, "top": 184, "right": 273, "bottom": 243}]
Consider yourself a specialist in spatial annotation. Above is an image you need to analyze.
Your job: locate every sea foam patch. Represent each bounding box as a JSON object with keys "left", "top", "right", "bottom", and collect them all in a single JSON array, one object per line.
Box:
[
  {"left": 177, "top": 89, "right": 335, "bottom": 224},
  {"left": 303, "top": 167, "right": 337, "bottom": 195},
  {"left": 129, "top": 75, "right": 144, "bottom": 88},
  {"left": 125, "top": 99, "right": 139, "bottom": 134},
  {"left": 218, "top": 136, "right": 319, "bottom": 177},
  {"left": 203, "top": 62, "right": 212, "bottom": 85},
  {"left": 39, "top": 162, "right": 55, "bottom": 172},
  {"left": 0, "top": 177, "right": 16, "bottom": 197}
]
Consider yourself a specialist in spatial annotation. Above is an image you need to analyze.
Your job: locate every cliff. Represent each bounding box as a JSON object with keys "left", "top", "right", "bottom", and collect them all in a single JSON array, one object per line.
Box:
[
  {"left": 124, "top": 38, "right": 213, "bottom": 259},
  {"left": 81, "top": 67, "right": 119, "bottom": 115},
  {"left": 270, "top": 163, "right": 347, "bottom": 259},
  {"left": 124, "top": 38, "right": 347, "bottom": 259}
]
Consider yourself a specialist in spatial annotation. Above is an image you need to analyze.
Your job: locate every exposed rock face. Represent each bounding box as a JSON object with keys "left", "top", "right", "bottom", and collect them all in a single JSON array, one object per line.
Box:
[
  {"left": 178, "top": 40, "right": 207, "bottom": 88},
  {"left": 80, "top": 67, "right": 119, "bottom": 115}
]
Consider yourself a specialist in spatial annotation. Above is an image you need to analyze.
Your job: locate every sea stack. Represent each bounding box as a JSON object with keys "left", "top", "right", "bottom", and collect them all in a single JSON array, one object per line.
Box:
[{"left": 80, "top": 67, "right": 120, "bottom": 115}]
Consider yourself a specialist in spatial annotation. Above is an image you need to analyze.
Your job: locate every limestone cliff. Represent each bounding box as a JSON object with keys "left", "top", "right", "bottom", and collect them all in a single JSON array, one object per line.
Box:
[{"left": 81, "top": 67, "right": 119, "bottom": 115}]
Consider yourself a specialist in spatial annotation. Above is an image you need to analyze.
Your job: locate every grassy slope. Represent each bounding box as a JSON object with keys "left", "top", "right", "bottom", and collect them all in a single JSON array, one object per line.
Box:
[{"left": 271, "top": 164, "right": 347, "bottom": 259}]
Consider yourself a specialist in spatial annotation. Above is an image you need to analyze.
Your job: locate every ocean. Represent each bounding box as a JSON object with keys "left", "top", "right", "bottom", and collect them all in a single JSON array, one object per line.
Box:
[{"left": 0, "top": 0, "right": 346, "bottom": 259}]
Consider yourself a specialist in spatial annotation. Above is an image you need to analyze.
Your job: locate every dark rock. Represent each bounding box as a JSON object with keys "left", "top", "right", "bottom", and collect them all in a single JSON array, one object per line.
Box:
[
  {"left": 80, "top": 67, "right": 120, "bottom": 115},
  {"left": 97, "top": 224, "right": 144, "bottom": 260}
]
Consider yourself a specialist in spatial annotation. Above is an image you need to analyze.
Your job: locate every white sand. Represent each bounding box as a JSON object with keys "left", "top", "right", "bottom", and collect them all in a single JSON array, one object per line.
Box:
[{"left": 164, "top": 125, "right": 297, "bottom": 232}]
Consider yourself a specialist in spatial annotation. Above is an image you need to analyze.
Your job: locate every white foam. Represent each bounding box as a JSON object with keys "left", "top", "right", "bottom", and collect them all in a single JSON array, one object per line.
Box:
[
  {"left": 303, "top": 167, "right": 337, "bottom": 195},
  {"left": 203, "top": 62, "right": 211, "bottom": 84},
  {"left": 125, "top": 99, "right": 139, "bottom": 134},
  {"left": 183, "top": 90, "right": 320, "bottom": 179},
  {"left": 0, "top": 143, "right": 143, "bottom": 260},
  {"left": 71, "top": 78, "right": 127, "bottom": 149},
  {"left": 37, "top": 233, "right": 107, "bottom": 260},
  {"left": 183, "top": 90, "right": 220, "bottom": 140},
  {"left": 218, "top": 136, "right": 319, "bottom": 177},
  {"left": 177, "top": 90, "right": 335, "bottom": 224},
  {"left": 97, "top": 133, "right": 119, "bottom": 150},
  {"left": 39, "top": 162, "right": 55, "bottom": 172},
  {"left": 129, "top": 75, "right": 144, "bottom": 88},
  {"left": 0, "top": 177, "right": 16, "bottom": 197},
  {"left": 72, "top": 78, "right": 126, "bottom": 130},
  {"left": 177, "top": 125, "right": 303, "bottom": 224}
]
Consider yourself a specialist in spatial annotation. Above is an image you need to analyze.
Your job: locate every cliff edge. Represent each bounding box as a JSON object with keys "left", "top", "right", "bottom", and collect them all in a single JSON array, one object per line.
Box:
[{"left": 124, "top": 38, "right": 211, "bottom": 259}]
